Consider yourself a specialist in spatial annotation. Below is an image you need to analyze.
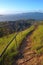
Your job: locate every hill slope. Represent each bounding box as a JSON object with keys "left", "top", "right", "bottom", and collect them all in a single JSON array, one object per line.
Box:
[
  {"left": 0, "top": 24, "right": 43, "bottom": 65},
  {"left": 16, "top": 24, "right": 43, "bottom": 65},
  {"left": 31, "top": 25, "right": 43, "bottom": 54}
]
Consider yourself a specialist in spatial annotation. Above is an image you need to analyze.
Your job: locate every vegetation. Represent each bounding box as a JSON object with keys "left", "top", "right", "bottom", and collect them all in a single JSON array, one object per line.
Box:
[
  {"left": 31, "top": 25, "right": 43, "bottom": 54},
  {"left": 0, "top": 25, "right": 34, "bottom": 65},
  {"left": 0, "top": 20, "right": 31, "bottom": 37},
  {"left": 0, "top": 20, "right": 43, "bottom": 65},
  {"left": 0, "top": 33, "right": 16, "bottom": 55}
]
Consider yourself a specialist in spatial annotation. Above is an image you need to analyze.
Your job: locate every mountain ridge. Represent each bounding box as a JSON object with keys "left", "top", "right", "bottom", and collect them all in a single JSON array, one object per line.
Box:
[{"left": 0, "top": 12, "right": 43, "bottom": 21}]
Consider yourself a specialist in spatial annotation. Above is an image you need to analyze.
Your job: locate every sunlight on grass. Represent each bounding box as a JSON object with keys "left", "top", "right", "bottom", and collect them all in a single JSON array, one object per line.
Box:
[
  {"left": 0, "top": 33, "right": 16, "bottom": 55},
  {"left": 31, "top": 25, "right": 43, "bottom": 54}
]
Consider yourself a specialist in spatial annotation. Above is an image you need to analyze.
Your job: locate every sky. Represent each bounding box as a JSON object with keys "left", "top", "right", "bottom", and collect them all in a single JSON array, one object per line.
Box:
[{"left": 0, "top": 0, "right": 43, "bottom": 14}]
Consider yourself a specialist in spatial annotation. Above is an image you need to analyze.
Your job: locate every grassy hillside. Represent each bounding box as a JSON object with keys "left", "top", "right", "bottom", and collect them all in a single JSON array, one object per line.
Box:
[
  {"left": 0, "top": 24, "right": 43, "bottom": 65},
  {"left": 31, "top": 25, "right": 43, "bottom": 54},
  {"left": 0, "top": 25, "right": 34, "bottom": 65},
  {"left": 0, "top": 33, "right": 16, "bottom": 56}
]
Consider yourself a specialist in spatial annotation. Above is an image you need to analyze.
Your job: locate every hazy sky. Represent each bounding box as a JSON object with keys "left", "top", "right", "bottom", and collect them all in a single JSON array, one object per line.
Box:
[{"left": 0, "top": 0, "right": 43, "bottom": 14}]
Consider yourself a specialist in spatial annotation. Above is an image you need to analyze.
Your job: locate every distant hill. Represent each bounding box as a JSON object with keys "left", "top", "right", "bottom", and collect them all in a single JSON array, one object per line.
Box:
[{"left": 0, "top": 12, "right": 43, "bottom": 21}]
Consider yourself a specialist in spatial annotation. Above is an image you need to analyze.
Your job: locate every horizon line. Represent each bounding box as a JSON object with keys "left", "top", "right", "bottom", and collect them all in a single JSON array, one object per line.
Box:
[{"left": 0, "top": 11, "right": 43, "bottom": 15}]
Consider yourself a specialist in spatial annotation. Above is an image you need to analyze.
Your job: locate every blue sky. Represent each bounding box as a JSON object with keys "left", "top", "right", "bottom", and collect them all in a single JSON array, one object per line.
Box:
[{"left": 0, "top": 0, "right": 43, "bottom": 14}]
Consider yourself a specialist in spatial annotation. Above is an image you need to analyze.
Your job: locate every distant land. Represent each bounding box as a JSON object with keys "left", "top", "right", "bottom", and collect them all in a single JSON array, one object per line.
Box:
[{"left": 0, "top": 12, "right": 43, "bottom": 21}]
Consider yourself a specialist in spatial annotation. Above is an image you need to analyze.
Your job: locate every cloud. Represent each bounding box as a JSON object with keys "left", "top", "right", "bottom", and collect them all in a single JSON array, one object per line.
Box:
[{"left": 0, "top": 9, "right": 6, "bottom": 14}]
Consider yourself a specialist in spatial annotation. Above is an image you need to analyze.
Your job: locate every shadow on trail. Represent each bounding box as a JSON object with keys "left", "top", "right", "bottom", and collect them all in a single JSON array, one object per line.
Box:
[{"left": 14, "top": 29, "right": 35, "bottom": 62}]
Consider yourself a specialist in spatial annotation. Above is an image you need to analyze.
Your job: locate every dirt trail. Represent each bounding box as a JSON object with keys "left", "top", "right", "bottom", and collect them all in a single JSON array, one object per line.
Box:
[
  {"left": 15, "top": 26, "right": 43, "bottom": 65},
  {"left": 16, "top": 33, "right": 36, "bottom": 65}
]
